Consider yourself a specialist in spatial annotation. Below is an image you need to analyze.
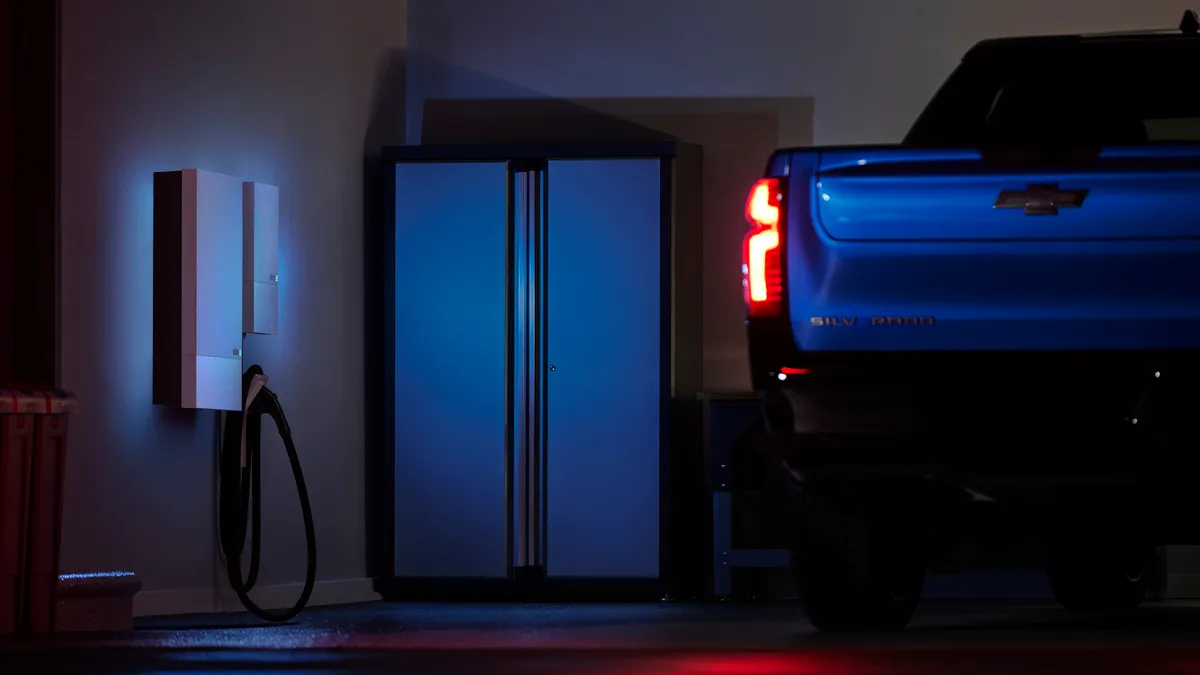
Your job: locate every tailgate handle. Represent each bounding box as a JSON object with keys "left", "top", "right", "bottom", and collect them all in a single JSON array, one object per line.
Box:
[{"left": 994, "top": 184, "right": 1089, "bottom": 216}]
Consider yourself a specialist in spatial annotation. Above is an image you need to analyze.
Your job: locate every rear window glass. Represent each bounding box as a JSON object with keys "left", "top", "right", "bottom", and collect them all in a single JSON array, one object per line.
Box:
[{"left": 905, "top": 39, "right": 1200, "bottom": 146}]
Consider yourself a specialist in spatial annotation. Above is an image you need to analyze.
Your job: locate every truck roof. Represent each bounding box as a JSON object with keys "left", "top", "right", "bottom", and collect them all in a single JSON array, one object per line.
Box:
[{"left": 966, "top": 10, "right": 1200, "bottom": 60}]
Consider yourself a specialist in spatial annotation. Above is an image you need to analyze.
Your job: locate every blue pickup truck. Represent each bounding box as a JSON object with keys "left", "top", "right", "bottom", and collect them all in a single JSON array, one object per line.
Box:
[{"left": 747, "top": 12, "right": 1200, "bottom": 631}]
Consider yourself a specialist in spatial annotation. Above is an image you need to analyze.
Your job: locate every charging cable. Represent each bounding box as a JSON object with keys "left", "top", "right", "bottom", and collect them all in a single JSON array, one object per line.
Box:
[{"left": 218, "top": 364, "right": 317, "bottom": 622}]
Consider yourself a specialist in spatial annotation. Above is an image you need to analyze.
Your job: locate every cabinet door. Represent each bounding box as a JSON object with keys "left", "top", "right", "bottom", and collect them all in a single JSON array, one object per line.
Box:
[
  {"left": 545, "top": 158, "right": 664, "bottom": 579},
  {"left": 393, "top": 161, "right": 509, "bottom": 578}
]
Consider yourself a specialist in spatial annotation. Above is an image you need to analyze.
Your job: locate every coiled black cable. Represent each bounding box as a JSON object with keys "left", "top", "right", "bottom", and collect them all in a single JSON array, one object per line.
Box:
[{"left": 218, "top": 364, "right": 317, "bottom": 622}]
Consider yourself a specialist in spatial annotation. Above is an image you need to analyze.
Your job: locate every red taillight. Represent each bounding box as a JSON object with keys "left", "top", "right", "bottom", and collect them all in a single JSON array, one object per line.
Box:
[{"left": 742, "top": 178, "right": 785, "bottom": 317}]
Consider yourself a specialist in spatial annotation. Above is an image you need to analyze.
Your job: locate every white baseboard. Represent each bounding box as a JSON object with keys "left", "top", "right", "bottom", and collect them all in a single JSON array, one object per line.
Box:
[
  {"left": 215, "top": 577, "right": 380, "bottom": 614},
  {"left": 133, "top": 588, "right": 219, "bottom": 617},
  {"left": 133, "top": 578, "right": 380, "bottom": 617}
]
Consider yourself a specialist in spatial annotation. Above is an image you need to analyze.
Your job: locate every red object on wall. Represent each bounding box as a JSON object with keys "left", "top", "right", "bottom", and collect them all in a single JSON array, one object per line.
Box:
[
  {"left": 0, "top": 393, "right": 37, "bottom": 634},
  {"left": 25, "top": 397, "right": 72, "bottom": 633},
  {"left": 0, "top": 390, "right": 75, "bottom": 634}
]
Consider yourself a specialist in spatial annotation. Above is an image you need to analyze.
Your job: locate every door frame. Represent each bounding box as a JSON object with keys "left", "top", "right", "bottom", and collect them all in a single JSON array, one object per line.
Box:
[
  {"left": 368, "top": 142, "right": 699, "bottom": 600},
  {"left": 2, "top": 0, "right": 60, "bottom": 388},
  {"left": 0, "top": 0, "right": 14, "bottom": 385}
]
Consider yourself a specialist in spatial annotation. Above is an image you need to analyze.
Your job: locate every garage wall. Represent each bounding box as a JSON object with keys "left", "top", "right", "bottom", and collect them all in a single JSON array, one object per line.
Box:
[
  {"left": 406, "top": 0, "right": 1188, "bottom": 393},
  {"left": 59, "top": 0, "right": 407, "bottom": 614}
]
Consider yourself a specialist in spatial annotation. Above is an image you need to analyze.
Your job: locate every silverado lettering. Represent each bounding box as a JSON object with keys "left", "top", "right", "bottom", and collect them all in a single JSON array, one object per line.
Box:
[{"left": 811, "top": 316, "right": 936, "bottom": 327}]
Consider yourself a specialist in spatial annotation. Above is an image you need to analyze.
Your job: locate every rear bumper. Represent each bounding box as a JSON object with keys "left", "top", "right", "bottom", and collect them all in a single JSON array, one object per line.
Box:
[
  {"left": 748, "top": 318, "right": 1200, "bottom": 487},
  {"left": 752, "top": 430, "right": 1192, "bottom": 486},
  {"left": 752, "top": 429, "right": 1200, "bottom": 543}
]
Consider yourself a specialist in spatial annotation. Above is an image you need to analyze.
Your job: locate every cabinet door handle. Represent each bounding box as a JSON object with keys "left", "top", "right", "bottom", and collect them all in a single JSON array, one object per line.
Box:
[{"left": 549, "top": 365, "right": 556, "bottom": 372}]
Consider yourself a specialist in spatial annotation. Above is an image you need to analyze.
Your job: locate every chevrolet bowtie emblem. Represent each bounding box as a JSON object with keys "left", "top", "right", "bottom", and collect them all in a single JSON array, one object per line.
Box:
[{"left": 994, "top": 184, "right": 1090, "bottom": 216}]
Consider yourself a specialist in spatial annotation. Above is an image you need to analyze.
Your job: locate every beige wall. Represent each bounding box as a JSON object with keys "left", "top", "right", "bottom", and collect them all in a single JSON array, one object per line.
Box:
[
  {"left": 407, "top": 0, "right": 1190, "bottom": 392},
  {"left": 59, "top": 0, "right": 406, "bottom": 614}
]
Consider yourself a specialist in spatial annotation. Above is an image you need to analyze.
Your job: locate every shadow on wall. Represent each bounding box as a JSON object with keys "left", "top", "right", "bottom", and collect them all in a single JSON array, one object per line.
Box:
[
  {"left": 421, "top": 97, "right": 677, "bottom": 145},
  {"left": 363, "top": 47, "right": 406, "bottom": 580},
  {"left": 408, "top": 54, "right": 812, "bottom": 392}
]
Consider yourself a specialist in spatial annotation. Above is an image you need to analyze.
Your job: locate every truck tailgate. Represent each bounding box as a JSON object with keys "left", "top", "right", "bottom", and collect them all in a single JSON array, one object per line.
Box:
[
  {"left": 781, "top": 146, "right": 1200, "bottom": 353},
  {"left": 815, "top": 147, "right": 1200, "bottom": 242}
]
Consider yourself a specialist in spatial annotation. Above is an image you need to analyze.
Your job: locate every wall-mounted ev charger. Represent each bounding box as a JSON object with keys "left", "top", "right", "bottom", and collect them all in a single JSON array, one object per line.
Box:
[
  {"left": 152, "top": 170, "right": 313, "bottom": 623},
  {"left": 152, "top": 169, "right": 245, "bottom": 411},
  {"left": 152, "top": 170, "right": 280, "bottom": 410}
]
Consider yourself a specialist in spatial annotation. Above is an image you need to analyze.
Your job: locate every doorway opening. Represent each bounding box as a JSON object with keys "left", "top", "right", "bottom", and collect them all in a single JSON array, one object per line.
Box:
[{"left": 1, "top": 0, "right": 59, "bottom": 388}]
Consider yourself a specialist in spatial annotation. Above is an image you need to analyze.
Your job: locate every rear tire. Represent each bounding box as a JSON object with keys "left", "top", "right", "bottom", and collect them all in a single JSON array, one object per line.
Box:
[
  {"left": 791, "top": 494, "right": 927, "bottom": 631},
  {"left": 1046, "top": 540, "right": 1152, "bottom": 610}
]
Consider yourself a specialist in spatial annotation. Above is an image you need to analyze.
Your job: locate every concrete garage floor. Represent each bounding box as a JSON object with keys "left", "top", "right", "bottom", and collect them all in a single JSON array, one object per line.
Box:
[{"left": 5, "top": 600, "right": 1200, "bottom": 674}]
